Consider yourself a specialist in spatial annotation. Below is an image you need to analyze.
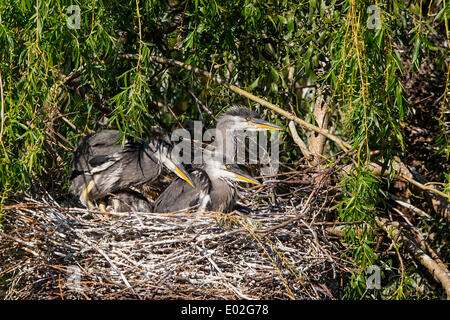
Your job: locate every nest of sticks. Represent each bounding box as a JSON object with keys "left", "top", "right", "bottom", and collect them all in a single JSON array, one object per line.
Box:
[{"left": 0, "top": 163, "right": 354, "bottom": 299}]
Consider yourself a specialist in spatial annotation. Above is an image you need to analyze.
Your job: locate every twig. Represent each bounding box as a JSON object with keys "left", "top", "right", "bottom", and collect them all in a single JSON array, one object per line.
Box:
[
  {"left": 194, "top": 245, "right": 256, "bottom": 300},
  {"left": 389, "top": 193, "right": 432, "bottom": 219},
  {"left": 174, "top": 77, "right": 217, "bottom": 120}
]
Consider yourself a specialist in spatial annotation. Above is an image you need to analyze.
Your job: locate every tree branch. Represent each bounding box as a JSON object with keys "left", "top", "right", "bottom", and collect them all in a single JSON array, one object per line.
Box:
[
  {"left": 288, "top": 120, "right": 313, "bottom": 161},
  {"left": 375, "top": 216, "right": 450, "bottom": 299}
]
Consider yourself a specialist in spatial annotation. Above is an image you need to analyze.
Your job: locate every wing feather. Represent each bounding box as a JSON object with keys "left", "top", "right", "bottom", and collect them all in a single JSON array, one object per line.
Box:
[{"left": 153, "top": 169, "right": 211, "bottom": 213}]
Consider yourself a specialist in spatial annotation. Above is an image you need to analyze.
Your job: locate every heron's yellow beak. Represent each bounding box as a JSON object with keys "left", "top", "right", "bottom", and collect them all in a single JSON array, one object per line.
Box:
[
  {"left": 253, "top": 123, "right": 283, "bottom": 130},
  {"left": 247, "top": 119, "right": 283, "bottom": 131},
  {"left": 234, "top": 173, "right": 261, "bottom": 186},
  {"left": 161, "top": 152, "right": 196, "bottom": 189},
  {"left": 175, "top": 166, "right": 196, "bottom": 189}
]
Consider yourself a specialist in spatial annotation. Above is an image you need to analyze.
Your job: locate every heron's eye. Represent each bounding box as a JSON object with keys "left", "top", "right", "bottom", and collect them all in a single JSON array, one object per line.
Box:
[
  {"left": 226, "top": 165, "right": 231, "bottom": 169},
  {"left": 246, "top": 117, "right": 251, "bottom": 121}
]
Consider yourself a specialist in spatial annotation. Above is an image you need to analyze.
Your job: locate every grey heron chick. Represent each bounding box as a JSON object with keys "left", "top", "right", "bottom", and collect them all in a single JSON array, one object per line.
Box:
[
  {"left": 153, "top": 155, "right": 260, "bottom": 213},
  {"left": 69, "top": 130, "right": 195, "bottom": 209},
  {"left": 105, "top": 190, "right": 153, "bottom": 213}
]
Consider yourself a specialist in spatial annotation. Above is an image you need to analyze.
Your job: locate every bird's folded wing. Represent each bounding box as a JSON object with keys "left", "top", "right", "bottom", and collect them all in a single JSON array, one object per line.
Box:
[
  {"left": 153, "top": 169, "right": 211, "bottom": 212},
  {"left": 84, "top": 154, "right": 121, "bottom": 174}
]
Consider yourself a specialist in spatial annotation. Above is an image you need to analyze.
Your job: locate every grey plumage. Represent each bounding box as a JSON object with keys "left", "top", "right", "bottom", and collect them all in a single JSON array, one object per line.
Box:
[
  {"left": 69, "top": 130, "right": 194, "bottom": 209},
  {"left": 105, "top": 190, "right": 153, "bottom": 212},
  {"left": 153, "top": 106, "right": 280, "bottom": 213},
  {"left": 153, "top": 155, "right": 260, "bottom": 213},
  {"left": 153, "top": 168, "right": 217, "bottom": 213},
  {"left": 70, "top": 106, "right": 281, "bottom": 211}
]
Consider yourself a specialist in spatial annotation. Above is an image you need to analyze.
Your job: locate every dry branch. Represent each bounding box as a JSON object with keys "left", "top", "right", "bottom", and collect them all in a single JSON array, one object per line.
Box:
[
  {"left": 288, "top": 121, "right": 313, "bottom": 161},
  {"left": 343, "top": 160, "right": 450, "bottom": 202},
  {"left": 389, "top": 193, "right": 432, "bottom": 219},
  {"left": 308, "top": 89, "right": 329, "bottom": 158},
  {"left": 375, "top": 216, "right": 450, "bottom": 299}
]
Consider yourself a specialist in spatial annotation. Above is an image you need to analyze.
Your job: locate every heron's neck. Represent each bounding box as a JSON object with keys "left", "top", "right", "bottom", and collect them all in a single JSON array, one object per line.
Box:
[
  {"left": 203, "top": 160, "right": 236, "bottom": 190},
  {"left": 209, "top": 173, "right": 236, "bottom": 199},
  {"left": 213, "top": 124, "right": 238, "bottom": 162},
  {"left": 143, "top": 140, "right": 164, "bottom": 171}
]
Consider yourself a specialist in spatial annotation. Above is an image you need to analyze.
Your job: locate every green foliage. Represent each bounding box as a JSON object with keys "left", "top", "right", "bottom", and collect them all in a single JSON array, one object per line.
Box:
[{"left": 0, "top": 0, "right": 448, "bottom": 299}]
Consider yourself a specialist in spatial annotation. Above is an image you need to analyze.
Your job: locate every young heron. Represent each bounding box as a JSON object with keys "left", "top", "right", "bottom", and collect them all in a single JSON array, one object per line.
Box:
[
  {"left": 105, "top": 190, "right": 153, "bottom": 213},
  {"left": 69, "top": 130, "right": 195, "bottom": 209},
  {"left": 153, "top": 154, "right": 261, "bottom": 213}
]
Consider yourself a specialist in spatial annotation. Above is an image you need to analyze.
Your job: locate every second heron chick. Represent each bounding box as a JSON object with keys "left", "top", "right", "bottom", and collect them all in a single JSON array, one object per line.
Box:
[
  {"left": 105, "top": 189, "right": 153, "bottom": 213},
  {"left": 153, "top": 155, "right": 260, "bottom": 213},
  {"left": 69, "top": 130, "right": 195, "bottom": 209}
]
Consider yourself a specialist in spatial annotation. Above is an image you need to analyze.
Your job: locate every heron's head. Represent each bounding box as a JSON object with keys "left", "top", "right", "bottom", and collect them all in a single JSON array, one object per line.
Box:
[
  {"left": 217, "top": 105, "right": 283, "bottom": 132},
  {"left": 154, "top": 140, "right": 196, "bottom": 189},
  {"left": 205, "top": 155, "right": 261, "bottom": 186}
]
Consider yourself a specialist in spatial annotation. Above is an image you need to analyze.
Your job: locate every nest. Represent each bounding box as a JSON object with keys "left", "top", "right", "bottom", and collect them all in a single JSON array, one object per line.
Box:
[{"left": 0, "top": 165, "right": 353, "bottom": 299}]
